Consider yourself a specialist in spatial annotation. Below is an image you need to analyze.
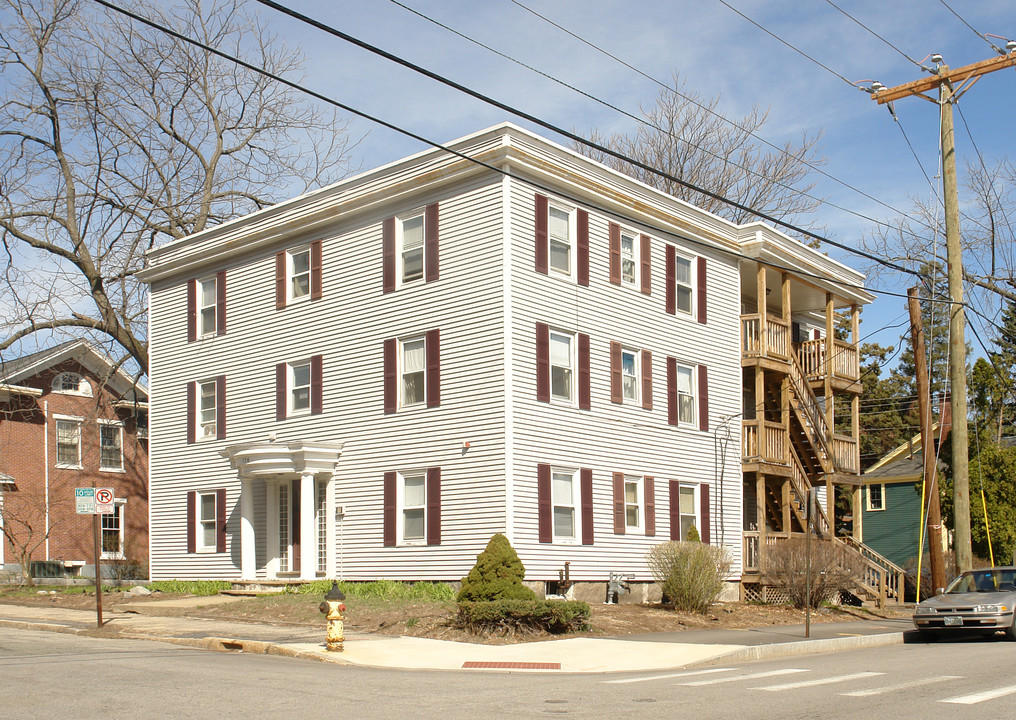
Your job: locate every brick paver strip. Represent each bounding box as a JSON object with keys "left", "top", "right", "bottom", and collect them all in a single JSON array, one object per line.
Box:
[{"left": 461, "top": 661, "right": 561, "bottom": 670}]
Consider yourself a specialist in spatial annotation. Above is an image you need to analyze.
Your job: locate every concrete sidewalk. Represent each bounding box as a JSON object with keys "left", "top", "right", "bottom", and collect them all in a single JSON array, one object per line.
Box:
[{"left": 0, "top": 600, "right": 912, "bottom": 673}]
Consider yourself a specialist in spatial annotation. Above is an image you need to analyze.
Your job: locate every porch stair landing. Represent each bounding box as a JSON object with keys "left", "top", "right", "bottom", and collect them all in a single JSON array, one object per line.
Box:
[{"left": 222, "top": 580, "right": 314, "bottom": 596}]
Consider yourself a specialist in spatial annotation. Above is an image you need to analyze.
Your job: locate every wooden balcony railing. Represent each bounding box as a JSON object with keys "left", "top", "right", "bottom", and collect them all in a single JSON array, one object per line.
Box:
[
  {"left": 741, "top": 314, "right": 790, "bottom": 362},
  {"left": 742, "top": 420, "right": 786, "bottom": 465},
  {"left": 832, "top": 434, "right": 859, "bottom": 475},
  {"left": 799, "top": 339, "right": 860, "bottom": 383}
]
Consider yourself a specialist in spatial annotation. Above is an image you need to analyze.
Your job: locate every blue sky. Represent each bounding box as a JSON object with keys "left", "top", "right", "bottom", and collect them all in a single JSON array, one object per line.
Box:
[{"left": 258, "top": 0, "right": 1015, "bottom": 359}]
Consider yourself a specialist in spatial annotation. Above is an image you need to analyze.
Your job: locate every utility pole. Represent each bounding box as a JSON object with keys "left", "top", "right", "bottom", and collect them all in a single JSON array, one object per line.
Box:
[
  {"left": 871, "top": 48, "right": 1016, "bottom": 572},
  {"left": 909, "top": 287, "right": 945, "bottom": 596}
]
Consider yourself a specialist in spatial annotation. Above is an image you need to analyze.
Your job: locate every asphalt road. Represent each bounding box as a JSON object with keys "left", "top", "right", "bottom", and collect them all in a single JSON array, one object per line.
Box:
[{"left": 3, "top": 627, "right": 1015, "bottom": 719}]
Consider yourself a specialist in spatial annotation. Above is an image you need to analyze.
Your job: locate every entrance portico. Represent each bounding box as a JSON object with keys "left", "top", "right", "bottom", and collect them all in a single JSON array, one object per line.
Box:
[{"left": 220, "top": 440, "right": 342, "bottom": 581}]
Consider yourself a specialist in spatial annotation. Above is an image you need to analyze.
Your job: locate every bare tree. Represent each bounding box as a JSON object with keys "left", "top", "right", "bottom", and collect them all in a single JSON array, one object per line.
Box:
[
  {"left": 574, "top": 73, "right": 824, "bottom": 229},
  {"left": 0, "top": 487, "right": 57, "bottom": 586},
  {"left": 0, "top": 0, "right": 356, "bottom": 374}
]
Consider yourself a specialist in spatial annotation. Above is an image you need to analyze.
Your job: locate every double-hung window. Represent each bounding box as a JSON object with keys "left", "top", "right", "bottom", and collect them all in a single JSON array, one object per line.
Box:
[
  {"left": 400, "top": 213, "right": 425, "bottom": 284},
  {"left": 624, "top": 475, "right": 642, "bottom": 532},
  {"left": 621, "top": 349, "right": 639, "bottom": 403},
  {"left": 548, "top": 205, "right": 571, "bottom": 275},
  {"left": 199, "top": 380, "right": 217, "bottom": 438},
  {"left": 384, "top": 331, "right": 440, "bottom": 414},
  {"left": 676, "top": 364, "right": 695, "bottom": 425},
  {"left": 99, "top": 422, "right": 123, "bottom": 471},
  {"left": 400, "top": 472, "right": 426, "bottom": 543},
  {"left": 55, "top": 418, "right": 82, "bottom": 468},
  {"left": 383, "top": 468, "right": 441, "bottom": 546},
  {"left": 550, "top": 332, "right": 573, "bottom": 402},
  {"left": 101, "top": 502, "right": 125, "bottom": 558},
  {"left": 401, "top": 337, "right": 426, "bottom": 407},
  {"left": 675, "top": 254, "right": 693, "bottom": 315},
  {"left": 620, "top": 230, "right": 637, "bottom": 286},
  {"left": 678, "top": 485, "right": 698, "bottom": 541},
  {"left": 867, "top": 483, "right": 885, "bottom": 511},
  {"left": 289, "top": 247, "right": 311, "bottom": 301},
  {"left": 198, "top": 277, "right": 217, "bottom": 336},
  {"left": 290, "top": 361, "right": 311, "bottom": 414},
  {"left": 198, "top": 491, "right": 217, "bottom": 551},
  {"left": 552, "top": 469, "right": 577, "bottom": 542}
]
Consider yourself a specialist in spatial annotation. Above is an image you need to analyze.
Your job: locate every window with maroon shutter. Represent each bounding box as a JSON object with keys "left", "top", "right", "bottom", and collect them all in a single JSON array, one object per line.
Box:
[
  {"left": 311, "top": 354, "right": 323, "bottom": 414},
  {"left": 216, "top": 270, "right": 226, "bottom": 335},
  {"left": 669, "top": 481, "right": 681, "bottom": 541},
  {"left": 186, "top": 381, "right": 196, "bottom": 444},
  {"left": 536, "top": 323, "right": 550, "bottom": 402},
  {"left": 537, "top": 463, "right": 551, "bottom": 543},
  {"left": 698, "top": 365, "right": 709, "bottom": 432},
  {"left": 186, "top": 491, "right": 196, "bottom": 552},
  {"left": 426, "top": 467, "right": 441, "bottom": 545},
  {"left": 276, "top": 363, "right": 287, "bottom": 421},
  {"left": 608, "top": 223, "right": 621, "bottom": 285},
  {"left": 666, "top": 357, "right": 678, "bottom": 426},
  {"left": 576, "top": 209, "right": 589, "bottom": 287},
  {"left": 190, "top": 489, "right": 222, "bottom": 552},
  {"left": 612, "top": 472, "right": 625, "bottom": 534},
  {"left": 640, "top": 234, "right": 652, "bottom": 295},
  {"left": 642, "top": 350, "right": 653, "bottom": 410},
  {"left": 383, "top": 338, "right": 397, "bottom": 414},
  {"left": 216, "top": 375, "right": 226, "bottom": 440},
  {"left": 535, "top": 194, "right": 549, "bottom": 274},
  {"left": 665, "top": 245, "right": 676, "bottom": 315},
  {"left": 383, "top": 471, "right": 396, "bottom": 546},
  {"left": 425, "top": 203, "right": 439, "bottom": 282},
  {"left": 578, "top": 333, "right": 591, "bottom": 410},
  {"left": 581, "top": 468, "right": 593, "bottom": 545},
  {"left": 609, "top": 341, "right": 622, "bottom": 403},
  {"left": 187, "top": 279, "right": 197, "bottom": 342},
  {"left": 275, "top": 252, "right": 287, "bottom": 310},
  {"left": 425, "top": 329, "right": 440, "bottom": 408},
  {"left": 697, "top": 256, "right": 707, "bottom": 324},
  {"left": 311, "top": 239, "right": 323, "bottom": 300},
  {"left": 645, "top": 476, "right": 656, "bottom": 536},
  {"left": 216, "top": 487, "right": 227, "bottom": 553},
  {"left": 382, "top": 216, "right": 396, "bottom": 293},
  {"left": 700, "top": 484, "right": 711, "bottom": 544}
]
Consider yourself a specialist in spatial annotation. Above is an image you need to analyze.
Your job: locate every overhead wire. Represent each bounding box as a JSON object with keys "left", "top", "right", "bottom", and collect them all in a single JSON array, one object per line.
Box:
[
  {"left": 936, "top": 0, "right": 1008, "bottom": 55},
  {"left": 822, "top": 0, "right": 932, "bottom": 71}
]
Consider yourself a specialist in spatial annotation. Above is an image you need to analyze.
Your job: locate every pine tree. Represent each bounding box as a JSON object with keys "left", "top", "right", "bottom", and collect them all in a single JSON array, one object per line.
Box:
[{"left": 457, "top": 534, "right": 536, "bottom": 602}]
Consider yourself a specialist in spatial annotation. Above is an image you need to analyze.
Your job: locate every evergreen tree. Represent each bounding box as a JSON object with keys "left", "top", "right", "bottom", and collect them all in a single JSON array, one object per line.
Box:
[
  {"left": 984, "top": 298, "right": 1016, "bottom": 440},
  {"left": 893, "top": 262, "right": 951, "bottom": 398},
  {"left": 457, "top": 534, "right": 536, "bottom": 602},
  {"left": 855, "top": 342, "right": 913, "bottom": 470}
]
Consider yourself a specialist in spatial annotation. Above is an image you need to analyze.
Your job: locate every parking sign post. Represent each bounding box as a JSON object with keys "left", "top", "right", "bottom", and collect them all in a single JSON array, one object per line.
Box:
[{"left": 77, "top": 487, "right": 113, "bottom": 628}]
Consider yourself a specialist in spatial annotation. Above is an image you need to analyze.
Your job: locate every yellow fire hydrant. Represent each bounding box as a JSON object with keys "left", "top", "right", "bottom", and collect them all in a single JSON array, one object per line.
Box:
[{"left": 318, "top": 581, "right": 346, "bottom": 652}]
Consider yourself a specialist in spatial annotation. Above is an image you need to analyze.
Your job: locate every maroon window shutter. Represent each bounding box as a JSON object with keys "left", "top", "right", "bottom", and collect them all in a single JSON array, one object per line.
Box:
[
  {"left": 666, "top": 357, "right": 678, "bottom": 426},
  {"left": 640, "top": 234, "right": 652, "bottom": 295},
  {"left": 665, "top": 245, "right": 676, "bottom": 315},
  {"left": 426, "top": 329, "right": 441, "bottom": 408},
  {"left": 382, "top": 216, "right": 396, "bottom": 293},
  {"left": 698, "top": 365, "right": 709, "bottom": 432},
  {"left": 426, "top": 467, "right": 441, "bottom": 545},
  {"left": 608, "top": 223, "right": 621, "bottom": 285},
  {"left": 813, "top": 328, "right": 821, "bottom": 340},
  {"left": 700, "top": 484, "right": 711, "bottom": 544},
  {"left": 642, "top": 350, "right": 653, "bottom": 410},
  {"left": 216, "top": 488, "right": 227, "bottom": 553},
  {"left": 291, "top": 480, "right": 301, "bottom": 574},
  {"left": 186, "top": 381, "right": 196, "bottom": 444},
  {"left": 537, "top": 463, "right": 552, "bottom": 543},
  {"left": 276, "top": 363, "right": 287, "bottom": 421},
  {"left": 187, "top": 279, "right": 197, "bottom": 342},
  {"left": 669, "top": 480, "right": 681, "bottom": 541},
  {"left": 609, "top": 341, "right": 622, "bottom": 404},
  {"left": 577, "top": 209, "right": 589, "bottom": 287},
  {"left": 383, "top": 338, "right": 397, "bottom": 414},
  {"left": 581, "top": 468, "right": 594, "bottom": 545},
  {"left": 535, "top": 323, "right": 550, "bottom": 403},
  {"left": 612, "top": 472, "right": 625, "bottom": 535},
  {"left": 215, "top": 375, "right": 226, "bottom": 440},
  {"left": 425, "top": 202, "right": 440, "bottom": 283},
  {"left": 216, "top": 270, "right": 226, "bottom": 336},
  {"left": 311, "top": 240, "right": 323, "bottom": 300},
  {"left": 645, "top": 476, "right": 656, "bottom": 536},
  {"left": 534, "top": 194, "right": 548, "bottom": 274},
  {"left": 311, "top": 354, "right": 323, "bottom": 415},
  {"left": 383, "top": 471, "right": 396, "bottom": 546},
  {"left": 697, "top": 256, "right": 707, "bottom": 324},
  {"left": 186, "top": 491, "right": 196, "bottom": 553},
  {"left": 275, "top": 252, "right": 286, "bottom": 310},
  {"left": 578, "top": 333, "right": 591, "bottom": 411}
]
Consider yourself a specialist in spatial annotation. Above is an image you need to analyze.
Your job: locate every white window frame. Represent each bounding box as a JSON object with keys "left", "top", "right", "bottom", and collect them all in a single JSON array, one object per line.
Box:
[
  {"left": 677, "top": 484, "right": 700, "bottom": 542},
  {"left": 51, "top": 372, "right": 92, "bottom": 396},
  {"left": 674, "top": 252, "right": 694, "bottom": 316},
  {"left": 551, "top": 467, "right": 579, "bottom": 544},
  {"left": 54, "top": 416, "right": 83, "bottom": 469},
  {"left": 197, "top": 491, "right": 218, "bottom": 553},
  {"left": 675, "top": 362, "right": 696, "bottom": 427},
  {"left": 197, "top": 379, "right": 217, "bottom": 440},
  {"left": 100, "top": 500, "right": 126, "bottom": 560},
  {"left": 289, "top": 360, "right": 312, "bottom": 416},
  {"left": 197, "top": 276, "right": 217, "bottom": 337},
  {"left": 624, "top": 475, "right": 643, "bottom": 533},
  {"left": 620, "top": 229, "right": 638, "bottom": 288},
  {"left": 621, "top": 348, "right": 640, "bottom": 404},
  {"left": 549, "top": 330, "right": 575, "bottom": 404},
  {"left": 399, "top": 336, "right": 427, "bottom": 408},
  {"left": 398, "top": 471, "right": 427, "bottom": 546},
  {"left": 867, "top": 483, "right": 886, "bottom": 512},
  {"left": 547, "top": 202, "right": 575, "bottom": 279},
  {"left": 287, "top": 245, "right": 312, "bottom": 304},
  {"left": 398, "top": 209, "right": 426, "bottom": 287},
  {"left": 98, "top": 420, "right": 124, "bottom": 472}
]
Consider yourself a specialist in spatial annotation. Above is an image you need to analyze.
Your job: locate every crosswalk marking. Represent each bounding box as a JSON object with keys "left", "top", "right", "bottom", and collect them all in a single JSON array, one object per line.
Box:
[
  {"left": 755, "top": 671, "right": 883, "bottom": 692},
  {"left": 841, "top": 676, "right": 962, "bottom": 697},
  {"left": 941, "top": 685, "right": 1016, "bottom": 705},
  {"left": 603, "top": 668, "right": 735, "bottom": 684},
  {"left": 680, "top": 668, "right": 807, "bottom": 686}
]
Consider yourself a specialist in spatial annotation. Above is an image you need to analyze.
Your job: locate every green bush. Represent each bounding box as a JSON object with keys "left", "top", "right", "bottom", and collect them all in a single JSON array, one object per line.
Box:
[
  {"left": 686, "top": 525, "right": 701, "bottom": 543},
  {"left": 457, "top": 600, "right": 590, "bottom": 635},
  {"left": 646, "top": 541, "right": 731, "bottom": 613},
  {"left": 145, "top": 580, "right": 231, "bottom": 596},
  {"left": 457, "top": 534, "right": 536, "bottom": 602}
]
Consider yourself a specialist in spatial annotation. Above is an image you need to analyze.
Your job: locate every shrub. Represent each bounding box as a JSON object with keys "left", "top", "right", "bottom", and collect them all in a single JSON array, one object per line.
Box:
[
  {"left": 457, "top": 600, "right": 590, "bottom": 635},
  {"left": 762, "top": 538, "right": 864, "bottom": 608},
  {"left": 646, "top": 541, "right": 731, "bottom": 613},
  {"left": 457, "top": 534, "right": 536, "bottom": 602},
  {"left": 686, "top": 525, "right": 701, "bottom": 542}
]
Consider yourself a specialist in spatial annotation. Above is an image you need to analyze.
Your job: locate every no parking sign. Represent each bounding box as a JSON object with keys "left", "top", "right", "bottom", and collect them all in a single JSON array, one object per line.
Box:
[{"left": 94, "top": 488, "right": 114, "bottom": 514}]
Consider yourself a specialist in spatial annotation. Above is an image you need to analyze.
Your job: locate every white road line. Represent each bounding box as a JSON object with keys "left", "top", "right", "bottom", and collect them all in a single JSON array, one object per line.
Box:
[
  {"left": 680, "top": 668, "right": 807, "bottom": 686},
  {"left": 755, "top": 671, "right": 883, "bottom": 691},
  {"left": 941, "top": 685, "right": 1016, "bottom": 705},
  {"left": 841, "top": 676, "right": 962, "bottom": 697},
  {"left": 603, "top": 668, "right": 735, "bottom": 684}
]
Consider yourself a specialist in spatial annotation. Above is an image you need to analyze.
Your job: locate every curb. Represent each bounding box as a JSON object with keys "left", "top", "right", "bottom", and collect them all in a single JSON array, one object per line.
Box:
[{"left": 700, "top": 631, "right": 905, "bottom": 666}]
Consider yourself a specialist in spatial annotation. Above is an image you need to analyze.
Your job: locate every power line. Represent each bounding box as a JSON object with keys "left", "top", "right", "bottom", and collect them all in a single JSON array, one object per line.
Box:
[
  {"left": 936, "top": 0, "right": 1008, "bottom": 55},
  {"left": 822, "top": 0, "right": 931, "bottom": 71}
]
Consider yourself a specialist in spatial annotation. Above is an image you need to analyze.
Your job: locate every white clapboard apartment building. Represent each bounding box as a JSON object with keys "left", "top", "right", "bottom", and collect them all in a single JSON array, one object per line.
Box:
[{"left": 141, "top": 123, "right": 873, "bottom": 599}]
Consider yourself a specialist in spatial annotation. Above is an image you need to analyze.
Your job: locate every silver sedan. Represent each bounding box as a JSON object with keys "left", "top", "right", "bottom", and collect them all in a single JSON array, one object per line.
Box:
[{"left": 913, "top": 567, "right": 1016, "bottom": 640}]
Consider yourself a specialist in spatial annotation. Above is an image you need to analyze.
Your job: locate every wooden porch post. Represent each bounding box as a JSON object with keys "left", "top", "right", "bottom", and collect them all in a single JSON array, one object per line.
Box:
[
  {"left": 757, "top": 265, "right": 768, "bottom": 356},
  {"left": 824, "top": 293, "right": 834, "bottom": 442},
  {"left": 782, "top": 480, "right": 791, "bottom": 533},
  {"left": 852, "top": 486, "right": 863, "bottom": 542},
  {"left": 782, "top": 273, "right": 792, "bottom": 464},
  {"left": 757, "top": 474, "right": 767, "bottom": 550},
  {"left": 851, "top": 304, "right": 861, "bottom": 474}
]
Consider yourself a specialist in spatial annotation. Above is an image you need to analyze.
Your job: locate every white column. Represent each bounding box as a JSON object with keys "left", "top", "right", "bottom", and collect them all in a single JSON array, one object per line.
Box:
[
  {"left": 239, "top": 479, "right": 256, "bottom": 580},
  {"left": 299, "top": 472, "right": 316, "bottom": 581},
  {"left": 325, "top": 475, "right": 337, "bottom": 579}
]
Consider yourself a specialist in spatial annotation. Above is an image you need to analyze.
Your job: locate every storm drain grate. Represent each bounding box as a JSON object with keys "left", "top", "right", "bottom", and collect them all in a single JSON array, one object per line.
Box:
[{"left": 462, "top": 661, "right": 560, "bottom": 670}]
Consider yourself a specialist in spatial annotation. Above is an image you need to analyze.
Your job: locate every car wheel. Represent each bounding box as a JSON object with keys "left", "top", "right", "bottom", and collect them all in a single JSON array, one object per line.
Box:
[{"left": 919, "top": 629, "right": 939, "bottom": 642}]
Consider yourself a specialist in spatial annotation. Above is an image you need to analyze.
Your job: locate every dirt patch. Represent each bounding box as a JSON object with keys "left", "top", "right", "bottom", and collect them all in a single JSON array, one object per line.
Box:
[{"left": 0, "top": 586, "right": 912, "bottom": 645}]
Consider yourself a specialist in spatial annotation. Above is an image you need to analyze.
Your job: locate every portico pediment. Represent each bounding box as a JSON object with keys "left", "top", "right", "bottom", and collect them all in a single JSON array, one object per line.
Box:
[{"left": 220, "top": 440, "right": 343, "bottom": 480}]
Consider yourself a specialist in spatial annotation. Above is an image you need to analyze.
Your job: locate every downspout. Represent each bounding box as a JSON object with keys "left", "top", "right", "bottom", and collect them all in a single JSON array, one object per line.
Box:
[{"left": 44, "top": 400, "right": 50, "bottom": 560}]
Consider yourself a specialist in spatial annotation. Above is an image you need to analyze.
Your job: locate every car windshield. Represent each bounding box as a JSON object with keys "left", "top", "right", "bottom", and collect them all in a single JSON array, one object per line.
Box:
[{"left": 945, "top": 569, "right": 1016, "bottom": 594}]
